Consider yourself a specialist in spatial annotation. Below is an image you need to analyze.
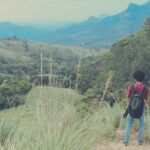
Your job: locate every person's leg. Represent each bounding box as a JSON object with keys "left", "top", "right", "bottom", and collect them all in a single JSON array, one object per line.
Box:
[
  {"left": 123, "top": 114, "right": 134, "bottom": 144},
  {"left": 138, "top": 114, "right": 144, "bottom": 143}
]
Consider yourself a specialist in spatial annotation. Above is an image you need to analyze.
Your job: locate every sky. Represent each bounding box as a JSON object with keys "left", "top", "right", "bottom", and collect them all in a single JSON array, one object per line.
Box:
[{"left": 0, "top": 0, "right": 148, "bottom": 27}]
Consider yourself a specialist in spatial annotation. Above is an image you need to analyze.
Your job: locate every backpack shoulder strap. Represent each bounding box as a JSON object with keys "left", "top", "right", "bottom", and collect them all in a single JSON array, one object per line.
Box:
[
  {"left": 139, "top": 84, "right": 146, "bottom": 98},
  {"left": 130, "top": 84, "right": 137, "bottom": 102},
  {"left": 131, "top": 84, "right": 137, "bottom": 95}
]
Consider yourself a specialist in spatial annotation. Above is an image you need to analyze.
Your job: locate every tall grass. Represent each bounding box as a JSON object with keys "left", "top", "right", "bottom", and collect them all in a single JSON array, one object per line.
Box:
[
  {"left": 0, "top": 50, "right": 150, "bottom": 148},
  {"left": 0, "top": 86, "right": 125, "bottom": 150},
  {"left": 0, "top": 86, "right": 149, "bottom": 149}
]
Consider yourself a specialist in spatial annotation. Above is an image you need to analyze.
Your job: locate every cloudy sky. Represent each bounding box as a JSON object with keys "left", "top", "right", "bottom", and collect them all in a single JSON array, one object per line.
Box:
[{"left": 0, "top": 0, "right": 148, "bottom": 27}]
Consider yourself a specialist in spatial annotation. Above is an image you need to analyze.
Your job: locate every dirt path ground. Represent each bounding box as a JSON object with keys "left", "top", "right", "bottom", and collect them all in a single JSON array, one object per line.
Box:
[
  {"left": 93, "top": 130, "right": 150, "bottom": 150},
  {"left": 93, "top": 142, "right": 150, "bottom": 150}
]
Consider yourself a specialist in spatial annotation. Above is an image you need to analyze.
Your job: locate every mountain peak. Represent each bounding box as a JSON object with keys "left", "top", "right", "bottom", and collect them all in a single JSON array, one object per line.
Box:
[
  {"left": 126, "top": 2, "right": 150, "bottom": 12},
  {"left": 147, "top": 0, "right": 150, "bottom": 3},
  {"left": 144, "top": 0, "right": 150, "bottom": 5},
  {"left": 128, "top": 3, "right": 139, "bottom": 9},
  {"left": 87, "top": 16, "right": 97, "bottom": 21},
  {"left": 0, "top": 1, "right": 150, "bottom": 48}
]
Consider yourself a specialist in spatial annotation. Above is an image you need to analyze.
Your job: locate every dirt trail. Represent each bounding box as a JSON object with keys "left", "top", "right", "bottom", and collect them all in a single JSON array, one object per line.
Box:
[
  {"left": 93, "top": 130, "right": 150, "bottom": 150},
  {"left": 93, "top": 142, "right": 150, "bottom": 150}
]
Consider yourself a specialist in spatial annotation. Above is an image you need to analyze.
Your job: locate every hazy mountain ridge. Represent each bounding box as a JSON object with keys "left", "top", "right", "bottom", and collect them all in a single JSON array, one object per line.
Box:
[
  {"left": 46, "top": 1, "right": 150, "bottom": 48},
  {"left": 0, "top": 1, "right": 150, "bottom": 48},
  {"left": 0, "top": 38, "right": 98, "bottom": 66},
  {"left": 0, "top": 22, "right": 50, "bottom": 41}
]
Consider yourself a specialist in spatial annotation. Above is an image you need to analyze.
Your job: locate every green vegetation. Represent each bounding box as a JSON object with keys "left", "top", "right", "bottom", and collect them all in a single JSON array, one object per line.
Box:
[
  {"left": 0, "top": 17, "right": 150, "bottom": 149},
  {"left": 0, "top": 73, "right": 31, "bottom": 109},
  {"left": 0, "top": 38, "right": 100, "bottom": 110},
  {"left": 0, "top": 87, "right": 150, "bottom": 149},
  {"left": 77, "top": 17, "right": 150, "bottom": 102},
  {"left": 1, "top": 17, "right": 150, "bottom": 109},
  {"left": 106, "top": 17, "right": 150, "bottom": 87}
]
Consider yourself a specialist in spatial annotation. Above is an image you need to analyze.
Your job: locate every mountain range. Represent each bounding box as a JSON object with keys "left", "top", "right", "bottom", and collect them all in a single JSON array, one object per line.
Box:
[{"left": 0, "top": 1, "right": 150, "bottom": 48}]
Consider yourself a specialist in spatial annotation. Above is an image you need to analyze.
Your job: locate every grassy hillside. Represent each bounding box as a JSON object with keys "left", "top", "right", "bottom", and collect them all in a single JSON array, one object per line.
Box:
[
  {"left": 0, "top": 38, "right": 98, "bottom": 60},
  {"left": 0, "top": 38, "right": 103, "bottom": 109},
  {"left": 0, "top": 87, "right": 150, "bottom": 149},
  {"left": 0, "top": 86, "right": 123, "bottom": 149},
  {"left": 1, "top": 20, "right": 150, "bottom": 148}
]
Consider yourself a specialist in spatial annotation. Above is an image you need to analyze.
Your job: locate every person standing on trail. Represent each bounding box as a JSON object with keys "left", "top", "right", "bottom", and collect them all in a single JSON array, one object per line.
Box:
[{"left": 123, "top": 70, "right": 149, "bottom": 146}]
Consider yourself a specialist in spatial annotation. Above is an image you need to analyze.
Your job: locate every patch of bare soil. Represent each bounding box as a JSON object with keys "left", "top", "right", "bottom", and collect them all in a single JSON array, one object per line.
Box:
[
  {"left": 93, "top": 142, "right": 150, "bottom": 150},
  {"left": 93, "top": 130, "right": 150, "bottom": 150}
]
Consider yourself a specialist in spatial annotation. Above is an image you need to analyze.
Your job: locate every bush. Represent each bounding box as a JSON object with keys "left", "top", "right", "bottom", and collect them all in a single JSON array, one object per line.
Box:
[{"left": 0, "top": 74, "right": 32, "bottom": 109}]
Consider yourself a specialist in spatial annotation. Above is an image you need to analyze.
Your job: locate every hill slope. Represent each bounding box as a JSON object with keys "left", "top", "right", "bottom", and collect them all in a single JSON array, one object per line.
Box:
[
  {"left": 85, "top": 16, "right": 150, "bottom": 92},
  {"left": 0, "top": 38, "right": 100, "bottom": 109},
  {"left": 0, "top": 2, "right": 150, "bottom": 48},
  {"left": 47, "top": 1, "right": 150, "bottom": 48},
  {"left": 0, "top": 38, "right": 97, "bottom": 71},
  {"left": 0, "top": 87, "right": 150, "bottom": 149}
]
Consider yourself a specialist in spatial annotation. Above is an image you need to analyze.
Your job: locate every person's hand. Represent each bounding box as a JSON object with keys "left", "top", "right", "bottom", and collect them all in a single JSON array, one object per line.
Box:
[{"left": 123, "top": 112, "right": 127, "bottom": 118}]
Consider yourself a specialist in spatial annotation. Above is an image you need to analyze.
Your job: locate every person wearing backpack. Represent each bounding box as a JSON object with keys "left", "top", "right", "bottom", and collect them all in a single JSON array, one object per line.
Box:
[{"left": 123, "top": 70, "right": 149, "bottom": 146}]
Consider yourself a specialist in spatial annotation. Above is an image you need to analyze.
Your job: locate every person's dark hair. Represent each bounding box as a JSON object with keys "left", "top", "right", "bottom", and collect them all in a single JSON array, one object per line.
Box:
[{"left": 133, "top": 70, "right": 145, "bottom": 82}]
